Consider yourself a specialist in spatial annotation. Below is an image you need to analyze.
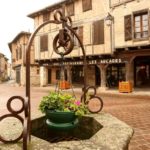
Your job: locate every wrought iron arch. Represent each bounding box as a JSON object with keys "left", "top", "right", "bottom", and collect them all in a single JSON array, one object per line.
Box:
[{"left": 0, "top": 10, "right": 103, "bottom": 150}]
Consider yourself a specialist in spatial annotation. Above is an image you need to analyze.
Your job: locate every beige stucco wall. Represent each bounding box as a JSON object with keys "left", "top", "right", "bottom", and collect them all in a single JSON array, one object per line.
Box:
[
  {"left": 19, "top": 65, "right": 40, "bottom": 86},
  {"left": 10, "top": 33, "right": 40, "bottom": 86},
  {"left": 33, "top": 0, "right": 113, "bottom": 61},
  {"left": 0, "top": 54, "right": 8, "bottom": 81},
  {"left": 112, "top": 0, "right": 150, "bottom": 48}
]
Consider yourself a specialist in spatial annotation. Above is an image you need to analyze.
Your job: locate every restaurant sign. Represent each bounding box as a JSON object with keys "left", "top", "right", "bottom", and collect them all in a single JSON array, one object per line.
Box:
[{"left": 43, "top": 58, "right": 123, "bottom": 66}]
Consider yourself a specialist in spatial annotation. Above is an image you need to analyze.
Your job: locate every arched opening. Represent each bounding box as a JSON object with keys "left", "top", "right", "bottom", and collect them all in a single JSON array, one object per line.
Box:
[{"left": 134, "top": 56, "right": 150, "bottom": 88}]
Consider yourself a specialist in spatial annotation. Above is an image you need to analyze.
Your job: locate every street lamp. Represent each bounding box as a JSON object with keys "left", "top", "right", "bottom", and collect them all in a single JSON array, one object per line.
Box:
[{"left": 105, "top": 13, "right": 114, "bottom": 26}]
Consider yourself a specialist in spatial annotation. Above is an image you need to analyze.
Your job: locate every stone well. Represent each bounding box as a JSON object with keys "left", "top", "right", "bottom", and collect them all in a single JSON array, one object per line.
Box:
[{"left": 0, "top": 113, "right": 133, "bottom": 150}]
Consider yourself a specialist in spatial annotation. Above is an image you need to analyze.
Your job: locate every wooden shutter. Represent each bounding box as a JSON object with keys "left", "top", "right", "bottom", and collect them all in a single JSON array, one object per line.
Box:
[
  {"left": 20, "top": 47, "right": 22, "bottom": 59},
  {"left": 66, "top": 2, "right": 74, "bottom": 16},
  {"left": 40, "top": 35, "right": 48, "bottom": 51},
  {"left": 82, "top": 0, "right": 92, "bottom": 12},
  {"left": 124, "top": 15, "right": 132, "bottom": 41},
  {"left": 148, "top": 11, "right": 150, "bottom": 37},
  {"left": 16, "top": 49, "right": 18, "bottom": 60},
  {"left": 93, "top": 20, "right": 104, "bottom": 45},
  {"left": 78, "top": 26, "right": 83, "bottom": 44}
]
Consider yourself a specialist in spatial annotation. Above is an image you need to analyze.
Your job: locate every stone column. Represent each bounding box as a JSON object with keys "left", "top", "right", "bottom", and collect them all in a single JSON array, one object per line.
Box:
[
  {"left": 125, "top": 58, "right": 134, "bottom": 87},
  {"left": 40, "top": 66, "right": 47, "bottom": 86},
  {"left": 97, "top": 64, "right": 108, "bottom": 91}
]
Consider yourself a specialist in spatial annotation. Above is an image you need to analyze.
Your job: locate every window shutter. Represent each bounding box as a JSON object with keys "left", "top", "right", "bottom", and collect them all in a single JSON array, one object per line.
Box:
[
  {"left": 78, "top": 26, "right": 83, "bottom": 44},
  {"left": 66, "top": 2, "right": 74, "bottom": 16},
  {"left": 40, "top": 35, "right": 48, "bottom": 51},
  {"left": 148, "top": 10, "right": 150, "bottom": 37},
  {"left": 82, "top": 0, "right": 92, "bottom": 12},
  {"left": 93, "top": 20, "right": 104, "bottom": 45},
  {"left": 20, "top": 47, "right": 22, "bottom": 59},
  {"left": 16, "top": 49, "right": 18, "bottom": 60},
  {"left": 124, "top": 15, "right": 132, "bottom": 41}
]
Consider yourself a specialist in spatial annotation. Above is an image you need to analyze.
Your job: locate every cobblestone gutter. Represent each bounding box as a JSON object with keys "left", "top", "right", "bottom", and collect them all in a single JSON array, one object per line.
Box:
[{"left": 0, "top": 113, "right": 133, "bottom": 150}]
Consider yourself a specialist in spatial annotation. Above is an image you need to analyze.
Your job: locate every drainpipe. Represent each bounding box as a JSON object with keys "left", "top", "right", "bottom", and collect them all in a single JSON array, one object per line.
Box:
[
  {"left": 111, "top": 17, "right": 115, "bottom": 55},
  {"left": 105, "top": 13, "right": 115, "bottom": 55}
]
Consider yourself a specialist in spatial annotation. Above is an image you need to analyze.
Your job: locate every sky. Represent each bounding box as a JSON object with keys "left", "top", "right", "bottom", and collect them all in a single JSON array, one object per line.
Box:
[{"left": 0, "top": 0, "right": 60, "bottom": 62}]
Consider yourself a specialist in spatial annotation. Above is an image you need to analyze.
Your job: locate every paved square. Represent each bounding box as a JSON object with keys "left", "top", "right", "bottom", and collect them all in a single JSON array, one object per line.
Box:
[{"left": 0, "top": 82, "right": 150, "bottom": 150}]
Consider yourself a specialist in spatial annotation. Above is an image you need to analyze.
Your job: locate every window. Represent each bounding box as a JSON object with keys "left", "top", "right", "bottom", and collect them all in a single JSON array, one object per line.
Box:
[
  {"left": 134, "top": 12, "right": 148, "bottom": 39},
  {"left": 43, "top": 12, "right": 50, "bottom": 22},
  {"left": 19, "top": 47, "right": 22, "bottom": 59},
  {"left": 40, "top": 35, "right": 48, "bottom": 51},
  {"left": 16, "top": 49, "right": 18, "bottom": 60},
  {"left": 66, "top": 2, "right": 74, "bottom": 16},
  {"left": 82, "top": 0, "right": 92, "bottom": 12},
  {"left": 106, "top": 64, "right": 125, "bottom": 87},
  {"left": 124, "top": 10, "right": 149, "bottom": 41},
  {"left": 73, "top": 26, "right": 83, "bottom": 46},
  {"left": 5, "top": 64, "right": 7, "bottom": 70},
  {"left": 93, "top": 20, "right": 104, "bottom": 45}
]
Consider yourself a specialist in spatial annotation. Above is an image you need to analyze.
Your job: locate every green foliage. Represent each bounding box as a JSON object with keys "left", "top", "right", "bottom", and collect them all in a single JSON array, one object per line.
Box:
[{"left": 39, "top": 92, "right": 88, "bottom": 116}]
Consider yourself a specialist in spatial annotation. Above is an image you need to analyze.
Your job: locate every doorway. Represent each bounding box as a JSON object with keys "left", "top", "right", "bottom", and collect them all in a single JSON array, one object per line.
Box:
[
  {"left": 16, "top": 67, "right": 21, "bottom": 84},
  {"left": 134, "top": 56, "right": 150, "bottom": 87},
  {"left": 48, "top": 69, "right": 51, "bottom": 84},
  {"left": 72, "top": 66, "right": 84, "bottom": 84},
  {"left": 95, "top": 65, "right": 100, "bottom": 86}
]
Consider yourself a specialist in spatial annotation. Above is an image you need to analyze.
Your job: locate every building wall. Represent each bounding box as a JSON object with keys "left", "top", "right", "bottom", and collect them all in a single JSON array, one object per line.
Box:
[
  {"left": 0, "top": 54, "right": 8, "bottom": 81},
  {"left": 9, "top": 32, "right": 40, "bottom": 86},
  {"left": 29, "top": 0, "right": 150, "bottom": 88},
  {"left": 33, "top": 0, "right": 113, "bottom": 61},
  {"left": 111, "top": 0, "right": 150, "bottom": 48}
]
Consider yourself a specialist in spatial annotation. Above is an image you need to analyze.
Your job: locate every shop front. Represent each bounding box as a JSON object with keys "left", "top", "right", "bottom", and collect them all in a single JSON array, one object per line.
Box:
[
  {"left": 106, "top": 64, "right": 125, "bottom": 88},
  {"left": 40, "top": 58, "right": 126, "bottom": 89}
]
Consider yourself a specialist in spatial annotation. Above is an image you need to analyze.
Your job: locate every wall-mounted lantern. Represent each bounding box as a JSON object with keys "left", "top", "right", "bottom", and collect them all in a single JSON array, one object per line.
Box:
[{"left": 105, "top": 13, "right": 114, "bottom": 26}]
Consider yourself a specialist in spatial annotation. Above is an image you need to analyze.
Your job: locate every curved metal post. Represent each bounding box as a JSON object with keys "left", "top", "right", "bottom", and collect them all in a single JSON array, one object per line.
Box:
[{"left": 25, "top": 20, "right": 60, "bottom": 141}]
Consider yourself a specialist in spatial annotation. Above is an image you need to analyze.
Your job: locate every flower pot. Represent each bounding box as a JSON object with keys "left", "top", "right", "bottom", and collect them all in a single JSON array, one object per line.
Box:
[
  {"left": 59, "top": 81, "right": 70, "bottom": 90},
  {"left": 45, "top": 110, "right": 79, "bottom": 130}
]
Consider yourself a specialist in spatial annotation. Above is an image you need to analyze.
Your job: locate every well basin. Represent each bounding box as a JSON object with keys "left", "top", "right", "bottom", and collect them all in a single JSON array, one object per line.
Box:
[{"left": 0, "top": 113, "right": 134, "bottom": 150}]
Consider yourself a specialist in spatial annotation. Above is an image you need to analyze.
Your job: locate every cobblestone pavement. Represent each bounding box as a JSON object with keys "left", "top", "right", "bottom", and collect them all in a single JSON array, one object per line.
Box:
[{"left": 0, "top": 82, "right": 150, "bottom": 150}]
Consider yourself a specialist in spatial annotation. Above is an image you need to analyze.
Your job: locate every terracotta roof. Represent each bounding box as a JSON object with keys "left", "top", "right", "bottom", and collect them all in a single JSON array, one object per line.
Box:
[
  {"left": 8, "top": 31, "right": 31, "bottom": 52},
  {"left": 0, "top": 53, "right": 4, "bottom": 57},
  {"left": 0, "top": 53, "right": 8, "bottom": 61},
  {"left": 27, "top": 0, "right": 75, "bottom": 18}
]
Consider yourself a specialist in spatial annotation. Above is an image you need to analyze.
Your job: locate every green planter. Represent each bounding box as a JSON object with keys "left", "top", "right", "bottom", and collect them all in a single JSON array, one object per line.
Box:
[{"left": 45, "top": 110, "right": 79, "bottom": 130}]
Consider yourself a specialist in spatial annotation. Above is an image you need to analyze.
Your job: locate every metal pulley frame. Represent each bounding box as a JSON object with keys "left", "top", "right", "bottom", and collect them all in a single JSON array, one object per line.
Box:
[{"left": 0, "top": 8, "right": 103, "bottom": 150}]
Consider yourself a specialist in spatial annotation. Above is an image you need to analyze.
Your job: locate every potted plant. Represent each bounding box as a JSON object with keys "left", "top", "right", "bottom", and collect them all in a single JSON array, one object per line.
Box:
[{"left": 39, "top": 92, "right": 88, "bottom": 130}]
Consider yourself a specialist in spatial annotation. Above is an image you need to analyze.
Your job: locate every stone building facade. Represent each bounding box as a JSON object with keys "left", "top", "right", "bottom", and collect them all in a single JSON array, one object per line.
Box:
[
  {"left": 27, "top": 0, "right": 150, "bottom": 89},
  {"left": 0, "top": 53, "right": 8, "bottom": 82},
  {"left": 8, "top": 32, "right": 40, "bottom": 86},
  {"left": 110, "top": 0, "right": 150, "bottom": 88}
]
